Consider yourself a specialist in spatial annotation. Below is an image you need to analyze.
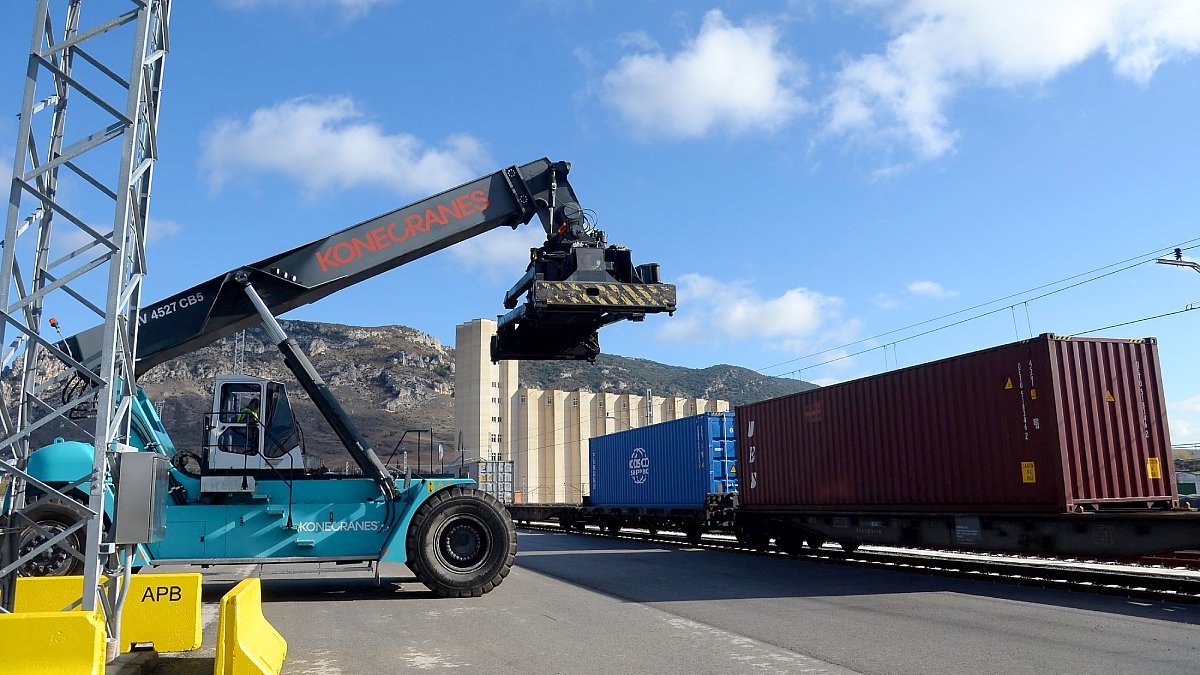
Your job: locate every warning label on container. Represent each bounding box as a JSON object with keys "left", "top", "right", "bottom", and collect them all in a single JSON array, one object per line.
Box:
[
  {"left": 1004, "top": 378, "right": 1014, "bottom": 390},
  {"left": 1021, "top": 461, "right": 1037, "bottom": 483},
  {"left": 1147, "top": 458, "right": 1162, "bottom": 480},
  {"left": 1106, "top": 390, "right": 1116, "bottom": 403}
]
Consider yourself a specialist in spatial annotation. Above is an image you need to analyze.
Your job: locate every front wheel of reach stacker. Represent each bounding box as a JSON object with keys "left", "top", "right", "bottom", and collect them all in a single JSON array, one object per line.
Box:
[
  {"left": 16, "top": 500, "right": 87, "bottom": 577},
  {"left": 405, "top": 487, "right": 517, "bottom": 598}
]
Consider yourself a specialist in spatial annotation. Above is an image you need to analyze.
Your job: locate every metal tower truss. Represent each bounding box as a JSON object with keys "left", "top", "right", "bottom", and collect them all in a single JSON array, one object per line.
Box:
[{"left": 0, "top": 0, "right": 171, "bottom": 649}]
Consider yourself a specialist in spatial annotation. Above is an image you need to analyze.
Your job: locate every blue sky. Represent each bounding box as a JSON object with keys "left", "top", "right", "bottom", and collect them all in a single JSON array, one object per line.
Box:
[{"left": 4, "top": 1, "right": 1200, "bottom": 443}]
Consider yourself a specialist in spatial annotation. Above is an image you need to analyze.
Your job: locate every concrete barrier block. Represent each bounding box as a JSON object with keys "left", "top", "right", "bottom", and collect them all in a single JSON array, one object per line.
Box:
[
  {"left": 15, "top": 573, "right": 203, "bottom": 652},
  {"left": 13, "top": 575, "right": 97, "bottom": 613},
  {"left": 215, "top": 578, "right": 287, "bottom": 675},
  {"left": 0, "top": 610, "right": 105, "bottom": 674},
  {"left": 123, "top": 573, "right": 203, "bottom": 652}
]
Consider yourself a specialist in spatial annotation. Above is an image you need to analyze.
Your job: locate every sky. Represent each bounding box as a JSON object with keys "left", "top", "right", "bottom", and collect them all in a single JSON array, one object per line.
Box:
[{"left": 3, "top": 1, "right": 1200, "bottom": 445}]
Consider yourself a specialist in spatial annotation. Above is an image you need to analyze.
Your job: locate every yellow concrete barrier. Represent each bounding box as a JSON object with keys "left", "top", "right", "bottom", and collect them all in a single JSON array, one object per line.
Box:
[
  {"left": 15, "top": 573, "right": 203, "bottom": 652},
  {"left": 215, "top": 578, "right": 287, "bottom": 675},
  {"left": 0, "top": 610, "right": 105, "bottom": 674}
]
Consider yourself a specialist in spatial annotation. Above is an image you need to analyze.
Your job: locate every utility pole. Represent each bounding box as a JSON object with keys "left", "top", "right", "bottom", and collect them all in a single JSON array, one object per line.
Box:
[{"left": 0, "top": 1, "right": 171, "bottom": 659}]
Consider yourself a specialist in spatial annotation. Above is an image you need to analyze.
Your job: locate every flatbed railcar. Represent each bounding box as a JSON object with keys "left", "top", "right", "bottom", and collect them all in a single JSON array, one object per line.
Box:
[{"left": 509, "top": 493, "right": 738, "bottom": 543}]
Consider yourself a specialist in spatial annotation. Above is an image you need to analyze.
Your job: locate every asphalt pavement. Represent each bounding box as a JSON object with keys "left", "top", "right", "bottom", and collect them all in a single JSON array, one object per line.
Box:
[{"left": 150, "top": 530, "right": 1200, "bottom": 674}]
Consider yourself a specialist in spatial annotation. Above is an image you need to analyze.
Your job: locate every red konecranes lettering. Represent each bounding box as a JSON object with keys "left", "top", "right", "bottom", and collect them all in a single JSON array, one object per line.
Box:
[{"left": 314, "top": 189, "right": 489, "bottom": 272}]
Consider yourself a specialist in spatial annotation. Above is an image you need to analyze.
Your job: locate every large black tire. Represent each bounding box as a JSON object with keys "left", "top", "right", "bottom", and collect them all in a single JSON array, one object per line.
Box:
[
  {"left": 17, "top": 500, "right": 86, "bottom": 577},
  {"left": 405, "top": 487, "right": 516, "bottom": 598}
]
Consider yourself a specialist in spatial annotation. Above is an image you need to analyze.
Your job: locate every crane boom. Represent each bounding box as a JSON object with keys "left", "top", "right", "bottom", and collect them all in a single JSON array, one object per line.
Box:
[{"left": 64, "top": 158, "right": 668, "bottom": 375}]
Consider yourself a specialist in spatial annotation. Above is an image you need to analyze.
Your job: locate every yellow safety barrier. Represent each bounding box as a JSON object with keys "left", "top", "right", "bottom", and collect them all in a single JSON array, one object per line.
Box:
[
  {"left": 0, "top": 610, "right": 105, "bottom": 674},
  {"left": 214, "top": 578, "right": 287, "bottom": 675},
  {"left": 15, "top": 573, "right": 203, "bottom": 652}
]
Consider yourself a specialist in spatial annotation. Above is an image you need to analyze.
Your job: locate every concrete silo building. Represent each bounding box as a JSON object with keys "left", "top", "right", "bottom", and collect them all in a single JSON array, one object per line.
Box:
[{"left": 454, "top": 318, "right": 729, "bottom": 503}]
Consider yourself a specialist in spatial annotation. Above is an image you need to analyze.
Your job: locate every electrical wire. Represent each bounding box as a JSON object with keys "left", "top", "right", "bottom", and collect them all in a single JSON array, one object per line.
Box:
[
  {"left": 758, "top": 237, "right": 1200, "bottom": 373},
  {"left": 1067, "top": 304, "right": 1200, "bottom": 336}
]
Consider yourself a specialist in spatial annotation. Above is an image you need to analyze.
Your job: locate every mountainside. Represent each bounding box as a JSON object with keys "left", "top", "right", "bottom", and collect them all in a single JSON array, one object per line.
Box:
[
  {"left": 519, "top": 356, "right": 816, "bottom": 403},
  {"left": 12, "top": 320, "right": 814, "bottom": 466}
]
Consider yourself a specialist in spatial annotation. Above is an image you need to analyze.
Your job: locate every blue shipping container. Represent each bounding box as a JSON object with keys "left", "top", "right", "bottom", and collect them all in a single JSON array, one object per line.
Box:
[{"left": 589, "top": 413, "right": 736, "bottom": 509}]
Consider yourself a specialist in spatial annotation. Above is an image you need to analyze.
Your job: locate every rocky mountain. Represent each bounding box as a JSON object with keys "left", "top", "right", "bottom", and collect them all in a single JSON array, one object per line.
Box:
[
  {"left": 519, "top": 356, "right": 816, "bottom": 403},
  {"left": 12, "top": 320, "right": 814, "bottom": 467}
]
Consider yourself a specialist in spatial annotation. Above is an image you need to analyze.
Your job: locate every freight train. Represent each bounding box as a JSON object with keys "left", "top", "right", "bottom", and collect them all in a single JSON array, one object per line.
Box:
[{"left": 508, "top": 334, "right": 1200, "bottom": 558}]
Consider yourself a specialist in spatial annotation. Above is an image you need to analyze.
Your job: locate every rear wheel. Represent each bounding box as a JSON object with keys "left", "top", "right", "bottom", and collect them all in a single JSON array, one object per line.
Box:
[
  {"left": 405, "top": 487, "right": 516, "bottom": 598},
  {"left": 17, "top": 500, "right": 86, "bottom": 577}
]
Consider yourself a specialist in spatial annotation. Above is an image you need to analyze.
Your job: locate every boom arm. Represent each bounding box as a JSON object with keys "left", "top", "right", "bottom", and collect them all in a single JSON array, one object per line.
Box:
[{"left": 64, "top": 158, "right": 620, "bottom": 375}]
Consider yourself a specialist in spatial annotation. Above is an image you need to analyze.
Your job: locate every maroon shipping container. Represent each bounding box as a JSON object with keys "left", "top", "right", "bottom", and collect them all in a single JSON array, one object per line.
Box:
[{"left": 737, "top": 335, "right": 1177, "bottom": 513}]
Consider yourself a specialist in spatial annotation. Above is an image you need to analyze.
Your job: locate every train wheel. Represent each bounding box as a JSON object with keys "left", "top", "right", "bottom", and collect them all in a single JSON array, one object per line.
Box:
[
  {"left": 17, "top": 500, "right": 86, "bottom": 577},
  {"left": 839, "top": 540, "right": 859, "bottom": 553},
  {"left": 647, "top": 527, "right": 659, "bottom": 537},
  {"left": 603, "top": 520, "right": 621, "bottom": 535},
  {"left": 405, "top": 487, "right": 516, "bottom": 598},
  {"left": 684, "top": 524, "right": 703, "bottom": 545},
  {"left": 735, "top": 525, "right": 770, "bottom": 550},
  {"left": 774, "top": 530, "right": 807, "bottom": 555}
]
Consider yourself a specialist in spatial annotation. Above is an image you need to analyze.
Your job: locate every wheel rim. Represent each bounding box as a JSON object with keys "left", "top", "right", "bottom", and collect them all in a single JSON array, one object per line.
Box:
[
  {"left": 18, "top": 521, "right": 78, "bottom": 577},
  {"left": 434, "top": 514, "right": 491, "bottom": 574}
]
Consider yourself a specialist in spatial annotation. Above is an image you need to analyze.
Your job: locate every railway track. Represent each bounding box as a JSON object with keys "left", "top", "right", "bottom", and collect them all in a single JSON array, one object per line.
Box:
[{"left": 517, "top": 521, "right": 1200, "bottom": 604}]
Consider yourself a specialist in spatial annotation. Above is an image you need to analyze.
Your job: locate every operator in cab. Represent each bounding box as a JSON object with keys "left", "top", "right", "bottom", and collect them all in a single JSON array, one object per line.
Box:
[{"left": 238, "top": 397, "right": 261, "bottom": 452}]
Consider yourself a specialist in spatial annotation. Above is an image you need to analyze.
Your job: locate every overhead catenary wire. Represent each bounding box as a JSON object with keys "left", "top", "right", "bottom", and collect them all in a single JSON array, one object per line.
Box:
[
  {"left": 1068, "top": 304, "right": 1200, "bottom": 336},
  {"left": 758, "top": 237, "right": 1200, "bottom": 374}
]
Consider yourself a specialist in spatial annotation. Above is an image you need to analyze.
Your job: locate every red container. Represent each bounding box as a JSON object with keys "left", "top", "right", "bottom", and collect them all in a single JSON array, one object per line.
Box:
[{"left": 737, "top": 335, "right": 1177, "bottom": 513}]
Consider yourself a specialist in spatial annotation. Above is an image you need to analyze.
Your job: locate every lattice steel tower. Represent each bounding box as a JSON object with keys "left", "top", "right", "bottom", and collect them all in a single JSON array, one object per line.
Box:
[{"left": 0, "top": 0, "right": 171, "bottom": 652}]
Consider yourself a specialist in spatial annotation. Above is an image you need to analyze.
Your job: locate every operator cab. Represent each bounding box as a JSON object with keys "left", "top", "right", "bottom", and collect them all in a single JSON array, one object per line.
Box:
[{"left": 206, "top": 374, "right": 306, "bottom": 472}]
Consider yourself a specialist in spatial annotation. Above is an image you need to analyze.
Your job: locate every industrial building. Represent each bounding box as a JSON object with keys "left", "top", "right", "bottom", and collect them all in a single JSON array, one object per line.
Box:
[{"left": 454, "top": 319, "right": 729, "bottom": 502}]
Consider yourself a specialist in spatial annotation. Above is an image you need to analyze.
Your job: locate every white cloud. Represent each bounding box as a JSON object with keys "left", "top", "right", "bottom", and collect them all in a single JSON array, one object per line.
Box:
[
  {"left": 51, "top": 217, "right": 181, "bottom": 258},
  {"left": 200, "top": 96, "right": 489, "bottom": 197},
  {"left": 448, "top": 226, "right": 544, "bottom": 280},
  {"left": 810, "top": 376, "right": 841, "bottom": 387},
  {"left": 1170, "top": 395, "right": 1200, "bottom": 444},
  {"left": 617, "top": 31, "right": 659, "bottom": 52},
  {"left": 601, "top": 10, "right": 808, "bottom": 139},
  {"left": 658, "top": 273, "right": 843, "bottom": 348},
  {"left": 146, "top": 218, "right": 182, "bottom": 247},
  {"left": 52, "top": 228, "right": 97, "bottom": 256},
  {"left": 874, "top": 292, "right": 900, "bottom": 309},
  {"left": 221, "top": 0, "right": 391, "bottom": 20},
  {"left": 828, "top": 1, "right": 1200, "bottom": 158},
  {"left": 906, "top": 279, "right": 957, "bottom": 299}
]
